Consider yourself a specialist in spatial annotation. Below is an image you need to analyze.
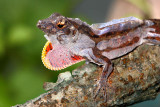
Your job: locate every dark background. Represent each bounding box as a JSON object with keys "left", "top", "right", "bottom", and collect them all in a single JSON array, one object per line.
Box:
[{"left": 0, "top": 0, "right": 159, "bottom": 106}]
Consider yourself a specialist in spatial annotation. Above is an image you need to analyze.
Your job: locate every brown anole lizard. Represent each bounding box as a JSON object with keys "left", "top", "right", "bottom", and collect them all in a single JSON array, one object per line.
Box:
[{"left": 37, "top": 13, "right": 160, "bottom": 101}]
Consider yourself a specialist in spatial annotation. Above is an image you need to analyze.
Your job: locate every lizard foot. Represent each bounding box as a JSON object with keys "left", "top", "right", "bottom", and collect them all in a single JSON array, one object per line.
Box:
[{"left": 93, "top": 78, "right": 114, "bottom": 102}]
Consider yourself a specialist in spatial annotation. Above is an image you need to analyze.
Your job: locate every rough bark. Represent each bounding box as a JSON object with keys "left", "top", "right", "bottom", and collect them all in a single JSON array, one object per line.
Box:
[{"left": 13, "top": 45, "right": 160, "bottom": 107}]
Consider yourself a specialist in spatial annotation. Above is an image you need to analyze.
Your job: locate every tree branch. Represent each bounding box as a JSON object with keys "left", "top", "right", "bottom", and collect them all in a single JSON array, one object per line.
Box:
[{"left": 13, "top": 45, "right": 160, "bottom": 107}]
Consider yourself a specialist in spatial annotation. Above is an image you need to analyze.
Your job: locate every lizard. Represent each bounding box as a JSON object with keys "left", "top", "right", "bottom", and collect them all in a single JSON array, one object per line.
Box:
[{"left": 37, "top": 13, "right": 160, "bottom": 101}]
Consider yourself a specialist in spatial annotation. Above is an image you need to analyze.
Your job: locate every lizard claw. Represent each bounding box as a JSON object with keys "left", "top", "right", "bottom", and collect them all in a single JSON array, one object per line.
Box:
[{"left": 93, "top": 78, "right": 109, "bottom": 102}]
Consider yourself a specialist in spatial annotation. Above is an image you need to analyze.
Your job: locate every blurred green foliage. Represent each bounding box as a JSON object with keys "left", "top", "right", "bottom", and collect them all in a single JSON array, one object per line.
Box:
[
  {"left": 0, "top": 0, "right": 82, "bottom": 106},
  {"left": 1, "top": 0, "right": 159, "bottom": 106}
]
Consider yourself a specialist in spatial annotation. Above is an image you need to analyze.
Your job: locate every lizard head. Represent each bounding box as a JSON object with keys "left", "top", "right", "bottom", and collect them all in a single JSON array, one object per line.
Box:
[
  {"left": 38, "top": 13, "right": 86, "bottom": 71},
  {"left": 37, "top": 13, "right": 78, "bottom": 44}
]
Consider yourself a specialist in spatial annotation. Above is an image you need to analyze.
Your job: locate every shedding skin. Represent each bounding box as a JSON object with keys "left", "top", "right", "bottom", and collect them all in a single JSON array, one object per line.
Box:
[{"left": 37, "top": 13, "right": 160, "bottom": 101}]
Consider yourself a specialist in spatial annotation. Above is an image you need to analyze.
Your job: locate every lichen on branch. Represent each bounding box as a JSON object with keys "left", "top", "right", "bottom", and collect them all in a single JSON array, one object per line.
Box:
[{"left": 13, "top": 45, "right": 160, "bottom": 107}]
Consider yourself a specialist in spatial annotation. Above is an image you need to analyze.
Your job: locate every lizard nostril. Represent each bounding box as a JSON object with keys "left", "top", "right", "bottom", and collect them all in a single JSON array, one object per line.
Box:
[{"left": 37, "top": 20, "right": 45, "bottom": 29}]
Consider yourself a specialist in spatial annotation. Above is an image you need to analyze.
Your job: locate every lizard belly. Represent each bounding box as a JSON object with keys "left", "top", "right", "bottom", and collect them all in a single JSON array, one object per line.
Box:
[
  {"left": 102, "top": 41, "right": 140, "bottom": 59},
  {"left": 97, "top": 31, "right": 143, "bottom": 59}
]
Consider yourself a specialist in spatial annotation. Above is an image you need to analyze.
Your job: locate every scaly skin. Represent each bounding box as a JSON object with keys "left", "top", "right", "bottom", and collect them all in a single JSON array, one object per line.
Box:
[{"left": 37, "top": 13, "right": 160, "bottom": 101}]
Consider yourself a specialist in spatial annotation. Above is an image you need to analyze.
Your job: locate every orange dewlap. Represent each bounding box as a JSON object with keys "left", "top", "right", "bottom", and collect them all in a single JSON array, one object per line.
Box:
[{"left": 41, "top": 41, "right": 85, "bottom": 70}]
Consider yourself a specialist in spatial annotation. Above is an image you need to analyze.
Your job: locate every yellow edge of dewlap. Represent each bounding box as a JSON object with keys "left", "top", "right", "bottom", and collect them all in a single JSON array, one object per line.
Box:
[
  {"left": 41, "top": 41, "right": 86, "bottom": 71},
  {"left": 41, "top": 41, "right": 69, "bottom": 71},
  {"left": 41, "top": 41, "right": 53, "bottom": 70}
]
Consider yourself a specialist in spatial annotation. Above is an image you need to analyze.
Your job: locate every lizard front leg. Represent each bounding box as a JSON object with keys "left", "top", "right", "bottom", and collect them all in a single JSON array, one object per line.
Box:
[
  {"left": 80, "top": 48, "right": 113, "bottom": 101},
  {"left": 89, "top": 53, "right": 113, "bottom": 101}
]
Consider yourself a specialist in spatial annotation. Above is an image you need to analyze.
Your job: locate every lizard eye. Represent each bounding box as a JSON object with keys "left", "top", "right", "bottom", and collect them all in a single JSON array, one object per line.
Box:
[
  {"left": 57, "top": 19, "right": 66, "bottom": 29},
  {"left": 57, "top": 23, "right": 65, "bottom": 28}
]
